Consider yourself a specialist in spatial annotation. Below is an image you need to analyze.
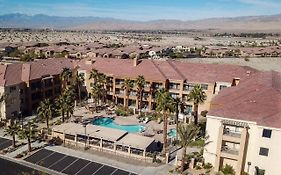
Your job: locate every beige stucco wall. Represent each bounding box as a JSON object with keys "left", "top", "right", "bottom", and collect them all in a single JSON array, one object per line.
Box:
[{"left": 204, "top": 115, "right": 281, "bottom": 175}]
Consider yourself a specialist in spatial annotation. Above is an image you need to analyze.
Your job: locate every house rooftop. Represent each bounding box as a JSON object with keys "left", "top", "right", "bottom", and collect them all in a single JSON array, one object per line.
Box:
[
  {"left": 209, "top": 71, "right": 281, "bottom": 129},
  {"left": 77, "top": 57, "right": 257, "bottom": 83}
]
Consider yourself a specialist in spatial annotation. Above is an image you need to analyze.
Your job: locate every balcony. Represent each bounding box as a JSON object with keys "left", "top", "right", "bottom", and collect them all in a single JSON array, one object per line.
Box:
[
  {"left": 221, "top": 146, "right": 239, "bottom": 159},
  {"left": 222, "top": 129, "right": 242, "bottom": 142}
]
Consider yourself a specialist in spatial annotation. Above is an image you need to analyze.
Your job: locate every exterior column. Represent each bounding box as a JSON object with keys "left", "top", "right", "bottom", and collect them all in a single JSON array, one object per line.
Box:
[
  {"left": 100, "top": 138, "right": 103, "bottom": 148},
  {"left": 143, "top": 150, "right": 146, "bottom": 157},
  {"left": 63, "top": 132, "right": 66, "bottom": 146},
  {"left": 75, "top": 134, "right": 77, "bottom": 146},
  {"left": 128, "top": 146, "right": 131, "bottom": 155},
  {"left": 215, "top": 125, "right": 224, "bottom": 172},
  {"left": 114, "top": 144, "right": 116, "bottom": 152},
  {"left": 236, "top": 127, "right": 248, "bottom": 175}
]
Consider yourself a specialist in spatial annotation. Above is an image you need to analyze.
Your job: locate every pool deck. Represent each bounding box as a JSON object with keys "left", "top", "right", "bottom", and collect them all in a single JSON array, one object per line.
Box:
[{"left": 72, "top": 106, "right": 176, "bottom": 143}]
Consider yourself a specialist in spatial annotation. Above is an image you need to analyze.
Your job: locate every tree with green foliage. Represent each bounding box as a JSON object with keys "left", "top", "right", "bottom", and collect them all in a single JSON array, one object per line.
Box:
[
  {"left": 177, "top": 123, "right": 200, "bottom": 173},
  {"left": 173, "top": 97, "right": 185, "bottom": 139},
  {"left": 74, "top": 73, "right": 85, "bottom": 104},
  {"left": 188, "top": 85, "right": 207, "bottom": 125},
  {"left": 221, "top": 164, "right": 235, "bottom": 175},
  {"left": 18, "top": 121, "right": 38, "bottom": 152},
  {"left": 136, "top": 75, "right": 145, "bottom": 116},
  {"left": 155, "top": 88, "right": 175, "bottom": 155},
  {"left": 37, "top": 99, "right": 54, "bottom": 130},
  {"left": 60, "top": 68, "right": 72, "bottom": 91},
  {"left": 121, "top": 78, "right": 134, "bottom": 108},
  {"left": 4, "top": 121, "right": 20, "bottom": 148}
]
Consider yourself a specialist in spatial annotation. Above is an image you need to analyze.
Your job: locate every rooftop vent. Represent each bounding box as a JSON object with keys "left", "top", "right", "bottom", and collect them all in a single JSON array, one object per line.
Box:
[{"left": 85, "top": 59, "right": 96, "bottom": 65}]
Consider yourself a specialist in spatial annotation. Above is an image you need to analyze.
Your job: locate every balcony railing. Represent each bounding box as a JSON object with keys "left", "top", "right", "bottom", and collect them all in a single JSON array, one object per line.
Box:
[
  {"left": 223, "top": 129, "right": 241, "bottom": 138},
  {"left": 221, "top": 146, "right": 239, "bottom": 155}
]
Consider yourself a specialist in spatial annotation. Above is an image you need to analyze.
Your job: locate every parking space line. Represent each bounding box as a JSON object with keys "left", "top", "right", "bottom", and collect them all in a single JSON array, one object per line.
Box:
[
  {"left": 60, "top": 158, "right": 79, "bottom": 172},
  {"left": 48, "top": 155, "right": 67, "bottom": 168},
  {"left": 74, "top": 161, "right": 92, "bottom": 175},
  {"left": 110, "top": 168, "right": 118, "bottom": 175},
  {"left": 91, "top": 164, "right": 104, "bottom": 175},
  {"left": 35, "top": 151, "right": 56, "bottom": 165}
]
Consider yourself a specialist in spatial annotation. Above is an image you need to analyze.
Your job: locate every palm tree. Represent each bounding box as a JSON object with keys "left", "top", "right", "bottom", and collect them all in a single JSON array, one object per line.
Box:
[
  {"left": 91, "top": 84, "right": 102, "bottom": 112},
  {"left": 18, "top": 121, "right": 38, "bottom": 152},
  {"left": 60, "top": 68, "right": 72, "bottom": 91},
  {"left": 97, "top": 73, "right": 107, "bottom": 104},
  {"left": 75, "top": 73, "right": 85, "bottom": 104},
  {"left": 56, "top": 95, "right": 67, "bottom": 122},
  {"left": 121, "top": 78, "right": 134, "bottom": 108},
  {"left": 64, "top": 87, "right": 75, "bottom": 119},
  {"left": 177, "top": 123, "right": 200, "bottom": 173},
  {"left": 37, "top": 99, "right": 53, "bottom": 130},
  {"left": 155, "top": 88, "right": 175, "bottom": 156},
  {"left": 173, "top": 97, "right": 185, "bottom": 139},
  {"left": 89, "top": 69, "right": 99, "bottom": 84},
  {"left": 136, "top": 75, "right": 145, "bottom": 116},
  {"left": 188, "top": 85, "right": 207, "bottom": 125},
  {"left": 4, "top": 121, "right": 20, "bottom": 148}
]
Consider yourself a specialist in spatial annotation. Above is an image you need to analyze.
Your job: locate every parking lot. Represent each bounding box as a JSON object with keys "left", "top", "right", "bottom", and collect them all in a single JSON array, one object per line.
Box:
[
  {"left": 24, "top": 149, "right": 138, "bottom": 175},
  {"left": 0, "top": 137, "right": 12, "bottom": 150}
]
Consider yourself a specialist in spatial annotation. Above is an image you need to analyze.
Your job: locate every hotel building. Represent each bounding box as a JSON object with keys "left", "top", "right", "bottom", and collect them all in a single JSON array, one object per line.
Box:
[
  {"left": 77, "top": 57, "right": 256, "bottom": 115},
  {"left": 204, "top": 71, "right": 281, "bottom": 175},
  {"left": 0, "top": 58, "right": 74, "bottom": 120}
]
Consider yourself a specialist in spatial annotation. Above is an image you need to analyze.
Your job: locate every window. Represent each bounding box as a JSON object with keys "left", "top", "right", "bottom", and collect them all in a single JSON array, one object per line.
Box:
[
  {"left": 201, "top": 84, "right": 208, "bottom": 90},
  {"left": 259, "top": 147, "right": 269, "bottom": 156},
  {"left": 219, "top": 85, "right": 227, "bottom": 91},
  {"left": 9, "top": 86, "right": 16, "bottom": 93},
  {"left": 262, "top": 129, "right": 272, "bottom": 138}
]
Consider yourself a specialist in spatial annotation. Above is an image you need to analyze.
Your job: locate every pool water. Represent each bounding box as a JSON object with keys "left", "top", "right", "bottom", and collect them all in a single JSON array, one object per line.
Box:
[
  {"left": 92, "top": 117, "right": 145, "bottom": 133},
  {"left": 168, "top": 128, "right": 177, "bottom": 138}
]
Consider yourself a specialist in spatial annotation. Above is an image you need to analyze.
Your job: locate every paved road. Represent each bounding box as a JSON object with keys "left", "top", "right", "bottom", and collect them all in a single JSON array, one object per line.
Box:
[{"left": 0, "top": 157, "right": 43, "bottom": 175}]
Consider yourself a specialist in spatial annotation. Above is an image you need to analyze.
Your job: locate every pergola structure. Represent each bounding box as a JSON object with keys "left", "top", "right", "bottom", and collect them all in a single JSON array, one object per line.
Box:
[{"left": 52, "top": 123, "right": 155, "bottom": 161}]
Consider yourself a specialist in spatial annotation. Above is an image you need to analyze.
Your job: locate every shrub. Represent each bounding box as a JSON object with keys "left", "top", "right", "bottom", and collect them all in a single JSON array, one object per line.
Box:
[
  {"left": 203, "top": 163, "right": 213, "bottom": 169},
  {"left": 195, "top": 165, "right": 202, "bottom": 170},
  {"left": 221, "top": 164, "right": 235, "bottom": 175},
  {"left": 244, "top": 57, "right": 250, "bottom": 62}
]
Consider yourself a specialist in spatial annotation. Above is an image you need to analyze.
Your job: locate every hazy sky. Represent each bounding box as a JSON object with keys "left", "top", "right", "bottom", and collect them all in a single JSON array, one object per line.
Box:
[{"left": 0, "top": 0, "right": 280, "bottom": 20}]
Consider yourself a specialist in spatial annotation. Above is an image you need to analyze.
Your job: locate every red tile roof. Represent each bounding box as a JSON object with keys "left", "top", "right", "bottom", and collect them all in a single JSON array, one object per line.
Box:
[
  {"left": 209, "top": 71, "right": 281, "bottom": 128},
  {"left": 78, "top": 58, "right": 257, "bottom": 83},
  {"left": 0, "top": 58, "right": 74, "bottom": 86}
]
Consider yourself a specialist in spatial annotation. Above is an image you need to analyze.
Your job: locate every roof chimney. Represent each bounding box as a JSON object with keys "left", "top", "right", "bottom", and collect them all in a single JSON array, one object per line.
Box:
[
  {"left": 246, "top": 71, "right": 251, "bottom": 76},
  {"left": 85, "top": 59, "right": 96, "bottom": 65},
  {"left": 133, "top": 55, "right": 140, "bottom": 67}
]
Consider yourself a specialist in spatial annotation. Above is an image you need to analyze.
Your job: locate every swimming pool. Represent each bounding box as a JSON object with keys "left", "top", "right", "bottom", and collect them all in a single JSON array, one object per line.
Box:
[
  {"left": 168, "top": 128, "right": 176, "bottom": 138},
  {"left": 92, "top": 117, "right": 145, "bottom": 133}
]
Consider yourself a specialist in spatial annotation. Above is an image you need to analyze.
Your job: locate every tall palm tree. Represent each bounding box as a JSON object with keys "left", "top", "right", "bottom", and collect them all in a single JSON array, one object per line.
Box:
[
  {"left": 56, "top": 95, "right": 67, "bottom": 122},
  {"left": 155, "top": 88, "right": 175, "bottom": 156},
  {"left": 136, "top": 75, "right": 145, "bottom": 116},
  {"left": 64, "top": 87, "right": 75, "bottom": 119},
  {"left": 173, "top": 97, "right": 185, "bottom": 139},
  {"left": 37, "top": 99, "right": 53, "bottom": 130},
  {"left": 18, "top": 121, "right": 38, "bottom": 152},
  {"left": 91, "top": 84, "right": 102, "bottom": 112},
  {"left": 89, "top": 69, "right": 99, "bottom": 84},
  {"left": 188, "top": 85, "right": 207, "bottom": 125},
  {"left": 75, "top": 73, "right": 85, "bottom": 104},
  {"left": 177, "top": 123, "right": 200, "bottom": 173},
  {"left": 60, "top": 68, "right": 72, "bottom": 91},
  {"left": 4, "top": 121, "right": 20, "bottom": 148},
  {"left": 97, "top": 73, "right": 107, "bottom": 104},
  {"left": 121, "top": 78, "right": 134, "bottom": 108}
]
